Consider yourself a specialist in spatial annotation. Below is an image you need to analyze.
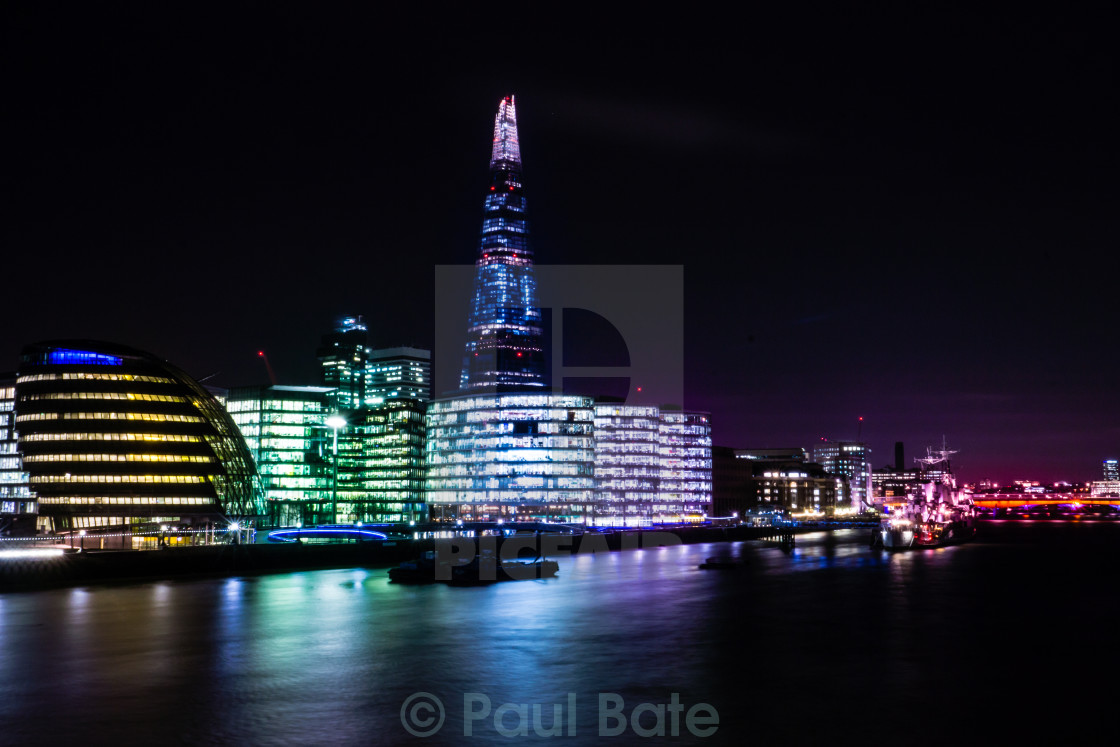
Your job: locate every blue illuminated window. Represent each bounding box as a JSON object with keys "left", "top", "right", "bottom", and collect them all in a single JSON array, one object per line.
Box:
[{"left": 44, "top": 349, "right": 123, "bottom": 366}]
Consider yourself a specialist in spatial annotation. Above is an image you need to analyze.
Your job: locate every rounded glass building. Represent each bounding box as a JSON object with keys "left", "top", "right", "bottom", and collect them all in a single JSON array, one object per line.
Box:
[
  {"left": 15, "top": 341, "right": 265, "bottom": 535},
  {"left": 425, "top": 393, "right": 596, "bottom": 522}
]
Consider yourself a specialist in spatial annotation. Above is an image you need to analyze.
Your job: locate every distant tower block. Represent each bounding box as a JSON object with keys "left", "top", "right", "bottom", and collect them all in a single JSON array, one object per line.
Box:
[
  {"left": 1104, "top": 459, "right": 1119, "bottom": 481},
  {"left": 895, "top": 441, "right": 905, "bottom": 471},
  {"left": 317, "top": 315, "right": 370, "bottom": 410}
]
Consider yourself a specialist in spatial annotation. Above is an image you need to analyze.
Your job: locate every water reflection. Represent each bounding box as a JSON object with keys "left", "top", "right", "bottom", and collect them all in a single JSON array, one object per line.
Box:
[{"left": 2, "top": 524, "right": 1119, "bottom": 744}]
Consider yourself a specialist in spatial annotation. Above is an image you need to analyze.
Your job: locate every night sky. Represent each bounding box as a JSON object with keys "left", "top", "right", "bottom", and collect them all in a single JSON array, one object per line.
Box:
[{"left": 4, "top": 6, "right": 1117, "bottom": 483}]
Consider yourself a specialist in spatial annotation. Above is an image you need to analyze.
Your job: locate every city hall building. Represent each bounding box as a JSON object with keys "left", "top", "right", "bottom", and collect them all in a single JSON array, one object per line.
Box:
[{"left": 14, "top": 341, "right": 265, "bottom": 534}]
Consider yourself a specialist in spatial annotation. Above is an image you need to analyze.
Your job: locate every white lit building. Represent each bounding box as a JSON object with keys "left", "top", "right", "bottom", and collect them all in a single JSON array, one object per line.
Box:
[
  {"left": 656, "top": 409, "right": 713, "bottom": 523},
  {"left": 426, "top": 396, "right": 713, "bottom": 525},
  {"left": 593, "top": 404, "right": 661, "bottom": 526},
  {"left": 425, "top": 393, "right": 596, "bottom": 522},
  {"left": 0, "top": 376, "right": 36, "bottom": 524}
]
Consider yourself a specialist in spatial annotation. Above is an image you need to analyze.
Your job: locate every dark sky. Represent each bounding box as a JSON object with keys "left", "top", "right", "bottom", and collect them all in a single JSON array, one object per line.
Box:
[{"left": 4, "top": 5, "right": 1118, "bottom": 483}]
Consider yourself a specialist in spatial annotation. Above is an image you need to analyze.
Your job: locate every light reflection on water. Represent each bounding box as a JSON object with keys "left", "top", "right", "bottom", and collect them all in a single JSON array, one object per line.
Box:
[{"left": 1, "top": 524, "right": 1119, "bottom": 745}]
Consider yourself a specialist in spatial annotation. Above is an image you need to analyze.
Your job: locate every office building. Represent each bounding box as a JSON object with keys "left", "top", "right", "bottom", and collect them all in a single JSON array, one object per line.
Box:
[
  {"left": 871, "top": 466, "right": 922, "bottom": 502},
  {"left": 367, "top": 347, "right": 430, "bottom": 403},
  {"left": 425, "top": 393, "right": 596, "bottom": 522},
  {"left": 656, "top": 409, "right": 713, "bottom": 522},
  {"left": 813, "top": 440, "right": 871, "bottom": 510},
  {"left": 712, "top": 447, "right": 838, "bottom": 516},
  {"left": 0, "top": 374, "right": 36, "bottom": 528},
  {"left": 15, "top": 341, "right": 265, "bottom": 535},
  {"left": 225, "top": 384, "right": 336, "bottom": 526},
  {"left": 459, "top": 95, "right": 547, "bottom": 391},
  {"left": 317, "top": 315, "right": 370, "bottom": 411},
  {"left": 593, "top": 403, "right": 661, "bottom": 525},
  {"left": 336, "top": 398, "right": 427, "bottom": 524}
]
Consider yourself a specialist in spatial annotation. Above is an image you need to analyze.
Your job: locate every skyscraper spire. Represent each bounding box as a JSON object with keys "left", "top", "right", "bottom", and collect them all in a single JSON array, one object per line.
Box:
[
  {"left": 459, "top": 95, "right": 546, "bottom": 391},
  {"left": 490, "top": 95, "right": 521, "bottom": 166}
]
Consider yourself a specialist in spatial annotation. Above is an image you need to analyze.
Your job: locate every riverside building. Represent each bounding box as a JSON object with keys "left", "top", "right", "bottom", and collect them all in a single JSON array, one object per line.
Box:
[
  {"left": 14, "top": 341, "right": 265, "bottom": 537},
  {"left": 224, "top": 385, "right": 336, "bottom": 527},
  {"left": 1, "top": 374, "right": 36, "bottom": 529}
]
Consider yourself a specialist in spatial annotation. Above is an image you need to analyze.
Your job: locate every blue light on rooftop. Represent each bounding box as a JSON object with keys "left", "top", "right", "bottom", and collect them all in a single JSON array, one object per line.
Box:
[{"left": 46, "top": 349, "right": 123, "bottom": 366}]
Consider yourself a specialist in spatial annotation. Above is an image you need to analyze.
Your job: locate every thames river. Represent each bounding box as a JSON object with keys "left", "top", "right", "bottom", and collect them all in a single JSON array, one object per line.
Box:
[{"left": 2, "top": 522, "right": 1117, "bottom": 745}]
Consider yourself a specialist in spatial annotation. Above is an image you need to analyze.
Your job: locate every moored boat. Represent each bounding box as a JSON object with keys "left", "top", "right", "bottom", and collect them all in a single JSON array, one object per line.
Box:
[
  {"left": 388, "top": 549, "right": 559, "bottom": 585},
  {"left": 872, "top": 442, "right": 976, "bottom": 550}
]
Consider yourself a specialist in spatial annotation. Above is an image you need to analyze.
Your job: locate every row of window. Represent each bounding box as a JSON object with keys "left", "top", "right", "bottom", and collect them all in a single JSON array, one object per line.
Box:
[
  {"left": 25, "top": 453, "right": 215, "bottom": 464},
  {"left": 22, "top": 432, "right": 203, "bottom": 443},
  {"left": 30, "top": 475, "right": 208, "bottom": 484},
  {"left": 38, "top": 496, "right": 213, "bottom": 505},
  {"left": 21, "top": 392, "right": 188, "bottom": 403},
  {"left": 225, "top": 400, "right": 326, "bottom": 414},
  {"left": 16, "top": 373, "right": 175, "bottom": 384},
  {"left": 17, "top": 412, "right": 204, "bottom": 423}
]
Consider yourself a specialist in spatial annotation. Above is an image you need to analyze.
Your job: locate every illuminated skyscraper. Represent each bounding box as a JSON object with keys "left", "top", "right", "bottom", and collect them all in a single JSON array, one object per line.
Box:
[
  {"left": 459, "top": 96, "right": 547, "bottom": 391},
  {"left": 317, "top": 315, "right": 370, "bottom": 411}
]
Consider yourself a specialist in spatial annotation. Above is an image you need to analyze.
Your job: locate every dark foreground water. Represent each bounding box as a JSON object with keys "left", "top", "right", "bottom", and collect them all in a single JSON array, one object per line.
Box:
[{"left": 2, "top": 521, "right": 1119, "bottom": 745}]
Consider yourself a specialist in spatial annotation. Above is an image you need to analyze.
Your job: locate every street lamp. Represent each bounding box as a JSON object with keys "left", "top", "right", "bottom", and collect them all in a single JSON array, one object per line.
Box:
[{"left": 325, "top": 414, "right": 347, "bottom": 526}]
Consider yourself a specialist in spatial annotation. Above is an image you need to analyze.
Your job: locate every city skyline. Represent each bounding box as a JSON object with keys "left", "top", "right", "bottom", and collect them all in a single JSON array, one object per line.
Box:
[{"left": 4, "top": 7, "right": 1117, "bottom": 483}]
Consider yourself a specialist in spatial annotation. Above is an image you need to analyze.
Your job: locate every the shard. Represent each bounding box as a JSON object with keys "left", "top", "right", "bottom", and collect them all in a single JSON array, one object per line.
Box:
[{"left": 459, "top": 96, "right": 547, "bottom": 391}]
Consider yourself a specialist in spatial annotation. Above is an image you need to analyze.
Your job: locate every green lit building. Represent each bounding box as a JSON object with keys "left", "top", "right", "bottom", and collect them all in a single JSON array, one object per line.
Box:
[
  {"left": 336, "top": 398, "right": 427, "bottom": 524},
  {"left": 225, "top": 385, "right": 336, "bottom": 526},
  {"left": 317, "top": 316, "right": 370, "bottom": 411},
  {"left": 226, "top": 385, "right": 427, "bottom": 527}
]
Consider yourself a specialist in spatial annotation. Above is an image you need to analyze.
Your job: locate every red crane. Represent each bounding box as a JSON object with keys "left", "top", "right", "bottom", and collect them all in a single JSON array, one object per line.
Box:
[{"left": 257, "top": 350, "right": 277, "bottom": 386}]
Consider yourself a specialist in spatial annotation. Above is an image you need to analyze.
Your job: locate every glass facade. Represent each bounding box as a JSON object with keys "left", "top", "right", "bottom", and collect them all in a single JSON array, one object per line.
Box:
[
  {"left": 317, "top": 315, "right": 370, "bottom": 411},
  {"left": 425, "top": 394, "right": 595, "bottom": 521},
  {"left": 427, "top": 398, "right": 713, "bottom": 525},
  {"left": 656, "top": 410, "right": 713, "bottom": 523},
  {"left": 335, "top": 399, "right": 427, "bottom": 523},
  {"left": 0, "top": 376, "right": 37, "bottom": 523},
  {"left": 225, "top": 385, "right": 335, "bottom": 526},
  {"left": 15, "top": 341, "right": 265, "bottom": 533},
  {"left": 459, "top": 96, "right": 547, "bottom": 391},
  {"left": 226, "top": 386, "right": 427, "bottom": 526},
  {"left": 593, "top": 404, "right": 661, "bottom": 526}
]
